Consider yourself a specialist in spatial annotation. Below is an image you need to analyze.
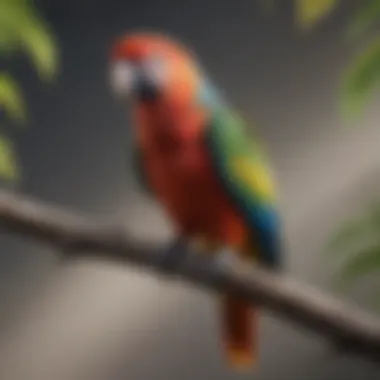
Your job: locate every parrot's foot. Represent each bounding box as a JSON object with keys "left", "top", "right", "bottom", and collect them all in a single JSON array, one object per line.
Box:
[{"left": 158, "top": 237, "right": 189, "bottom": 273}]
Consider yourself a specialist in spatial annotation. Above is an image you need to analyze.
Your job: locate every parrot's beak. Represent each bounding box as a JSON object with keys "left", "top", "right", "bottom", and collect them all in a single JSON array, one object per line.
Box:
[{"left": 135, "top": 71, "right": 160, "bottom": 102}]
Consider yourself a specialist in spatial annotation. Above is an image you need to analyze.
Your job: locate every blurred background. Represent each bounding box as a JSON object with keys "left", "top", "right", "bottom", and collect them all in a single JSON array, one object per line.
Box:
[{"left": 1, "top": 0, "right": 380, "bottom": 379}]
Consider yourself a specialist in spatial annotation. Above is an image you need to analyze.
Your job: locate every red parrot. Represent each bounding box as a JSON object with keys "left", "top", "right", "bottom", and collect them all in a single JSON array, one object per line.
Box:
[{"left": 108, "top": 31, "right": 282, "bottom": 370}]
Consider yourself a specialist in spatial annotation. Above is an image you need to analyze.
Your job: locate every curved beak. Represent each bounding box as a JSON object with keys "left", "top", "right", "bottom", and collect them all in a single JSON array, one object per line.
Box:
[{"left": 135, "top": 71, "right": 160, "bottom": 102}]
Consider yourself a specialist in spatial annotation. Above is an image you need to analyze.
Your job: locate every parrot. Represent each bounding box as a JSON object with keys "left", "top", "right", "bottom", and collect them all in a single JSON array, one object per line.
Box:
[{"left": 108, "top": 31, "right": 282, "bottom": 371}]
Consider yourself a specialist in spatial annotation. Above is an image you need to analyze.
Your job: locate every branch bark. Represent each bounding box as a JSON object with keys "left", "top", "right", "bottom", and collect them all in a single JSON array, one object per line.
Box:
[{"left": 0, "top": 190, "right": 380, "bottom": 363}]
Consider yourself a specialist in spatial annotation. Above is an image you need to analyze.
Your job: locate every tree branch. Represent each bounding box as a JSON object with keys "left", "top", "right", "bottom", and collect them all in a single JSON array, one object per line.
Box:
[{"left": 0, "top": 190, "right": 380, "bottom": 363}]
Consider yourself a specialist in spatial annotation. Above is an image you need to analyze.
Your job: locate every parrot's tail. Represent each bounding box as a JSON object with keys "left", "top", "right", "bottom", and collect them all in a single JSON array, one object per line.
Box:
[{"left": 220, "top": 293, "right": 258, "bottom": 371}]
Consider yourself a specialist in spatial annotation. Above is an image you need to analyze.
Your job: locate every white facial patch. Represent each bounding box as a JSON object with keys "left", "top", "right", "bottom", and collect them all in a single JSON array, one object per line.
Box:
[{"left": 109, "top": 61, "right": 136, "bottom": 98}]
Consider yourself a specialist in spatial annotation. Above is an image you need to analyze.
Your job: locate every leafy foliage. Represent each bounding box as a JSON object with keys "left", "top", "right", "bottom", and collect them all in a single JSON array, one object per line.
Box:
[
  {"left": 338, "top": 0, "right": 380, "bottom": 117},
  {"left": 341, "top": 0, "right": 380, "bottom": 118},
  {"left": 294, "top": 0, "right": 339, "bottom": 29},
  {"left": 341, "top": 37, "right": 380, "bottom": 118},
  {"left": 326, "top": 203, "right": 380, "bottom": 290},
  {"left": 264, "top": 1, "right": 380, "bottom": 117},
  {"left": 347, "top": 0, "right": 380, "bottom": 39},
  {"left": 0, "top": 0, "right": 58, "bottom": 182},
  {"left": 0, "top": 135, "right": 20, "bottom": 181},
  {"left": 0, "top": 73, "right": 26, "bottom": 124},
  {"left": 339, "top": 246, "right": 380, "bottom": 285},
  {"left": 297, "top": 0, "right": 380, "bottom": 294},
  {"left": 261, "top": 1, "right": 380, "bottom": 297}
]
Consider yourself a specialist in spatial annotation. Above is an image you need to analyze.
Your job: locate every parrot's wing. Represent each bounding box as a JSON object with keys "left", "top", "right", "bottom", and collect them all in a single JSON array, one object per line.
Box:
[
  {"left": 205, "top": 109, "right": 281, "bottom": 269},
  {"left": 130, "top": 146, "right": 153, "bottom": 197}
]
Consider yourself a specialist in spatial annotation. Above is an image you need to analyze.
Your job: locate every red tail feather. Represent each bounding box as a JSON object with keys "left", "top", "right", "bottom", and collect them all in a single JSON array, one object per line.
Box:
[{"left": 220, "top": 294, "right": 258, "bottom": 371}]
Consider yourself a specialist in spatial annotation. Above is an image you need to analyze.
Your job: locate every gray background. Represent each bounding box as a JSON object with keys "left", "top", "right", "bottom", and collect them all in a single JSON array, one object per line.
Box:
[{"left": 0, "top": 0, "right": 380, "bottom": 379}]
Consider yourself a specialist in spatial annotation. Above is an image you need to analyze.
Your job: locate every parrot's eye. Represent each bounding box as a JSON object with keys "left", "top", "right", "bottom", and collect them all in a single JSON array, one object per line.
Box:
[
  {"left": 109, "top": 61, "right": 136, "bottom": 98},
  {"left": 140, "top": 56, "right": 167, "bottom": 88}
]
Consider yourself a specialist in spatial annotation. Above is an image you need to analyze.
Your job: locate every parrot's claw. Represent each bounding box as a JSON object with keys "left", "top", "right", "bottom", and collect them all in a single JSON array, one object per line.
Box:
[{"left": 158, "top": 237, "right": 189, "bottom": 273}]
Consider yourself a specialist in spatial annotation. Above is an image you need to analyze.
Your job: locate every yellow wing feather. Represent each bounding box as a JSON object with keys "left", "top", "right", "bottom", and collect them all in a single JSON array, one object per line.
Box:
[{"left": 229, "top": 157, "right": 277, "bottom": 204}]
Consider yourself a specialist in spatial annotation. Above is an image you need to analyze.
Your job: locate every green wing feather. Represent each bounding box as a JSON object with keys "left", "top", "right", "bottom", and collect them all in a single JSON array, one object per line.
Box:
[{"left": 205, "top": 109, "right": 281, "bottom": 268}]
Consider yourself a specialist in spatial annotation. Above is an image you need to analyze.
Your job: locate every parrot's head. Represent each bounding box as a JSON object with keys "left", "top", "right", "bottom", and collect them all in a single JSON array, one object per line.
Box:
[{"left": 108, "top": 32, "right": 201, "bottom": 107}]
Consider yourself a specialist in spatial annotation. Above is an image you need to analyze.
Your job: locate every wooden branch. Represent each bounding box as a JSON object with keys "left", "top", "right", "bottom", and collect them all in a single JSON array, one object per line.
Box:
[{"left": 1, "top": 190, "right": 380, "bottom": 363}]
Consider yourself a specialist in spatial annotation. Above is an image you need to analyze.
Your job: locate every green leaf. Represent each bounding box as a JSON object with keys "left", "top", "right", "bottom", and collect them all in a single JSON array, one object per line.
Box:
[
  {"left": 0, "top": 0, "right": 58, "bottom": 81},
  {"left": 0, "top": 134, "right": 20, "bottom": 182},
  {"left": 294, "top": 0, "right": 340, "bottom": 29},
  {"left": 338, "top": 245, "right": 380, "bottom": 285},
  {"left": 19, "top": 8, "right": 59, "bottom": 82},
  {"left": 0, "top": 0, "right": 26, "bottom": 51},
  {"left": 326, "top": 217, "right": 375, "bottom": 255},
  {"left": 340, "top": 36, "right": 380, "bottom": 118},
  {"left": 348, "top": 0, "right": 380, "bottom": 39},
  {"left": 0, "top": 73, "right": 26, "bottom": 124},
  {"left": 327, "top": 202, "right": 380, "bottom": 255}
]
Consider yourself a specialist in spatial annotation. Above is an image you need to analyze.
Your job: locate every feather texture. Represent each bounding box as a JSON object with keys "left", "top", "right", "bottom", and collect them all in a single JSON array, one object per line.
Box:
[{"left": 205, "top": 109, "right": 281, "bottom": 269}]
